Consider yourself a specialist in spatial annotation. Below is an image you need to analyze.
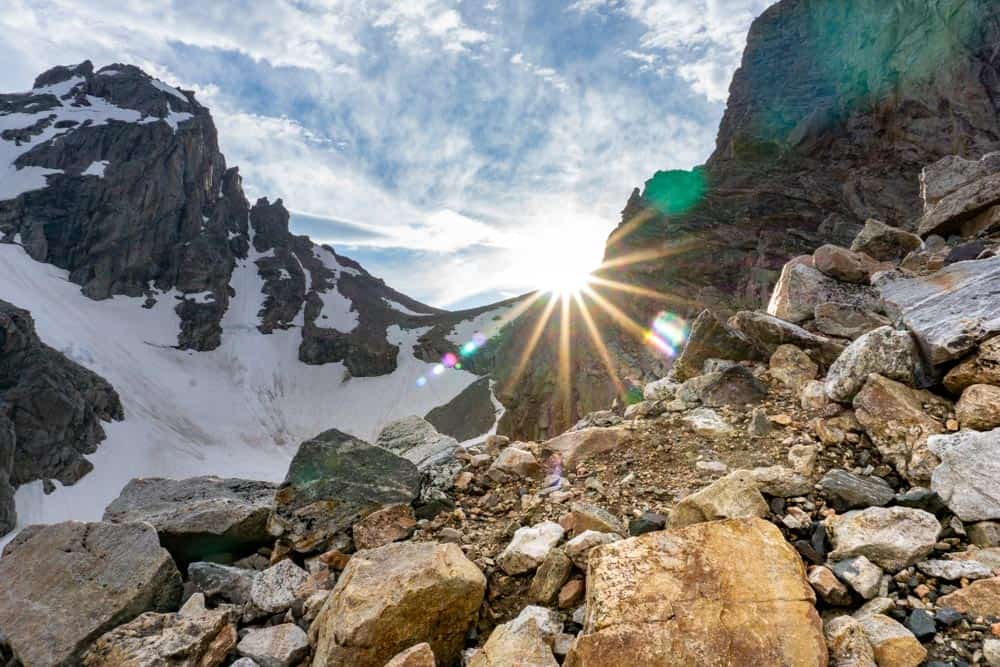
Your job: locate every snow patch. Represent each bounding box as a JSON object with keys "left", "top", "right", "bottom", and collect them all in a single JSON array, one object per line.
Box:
[
  {"left": 383, "top": 298, "right": 431, "bottom": 316},
  {"left": 81, "top": 160, "right": 108, "bottom": 177},
  {"left": 150, "top": 78, "right": 189, "bottom": 103},
  {"left": 182, "top": 291, "right": 215, "bottom": 304},
  {"left": 446, "top": 304, "right": 516, "bottom": 345}
]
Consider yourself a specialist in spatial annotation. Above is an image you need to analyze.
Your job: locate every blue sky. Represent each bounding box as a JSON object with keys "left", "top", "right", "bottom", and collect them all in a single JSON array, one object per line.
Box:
[{"left": 2, "top": 0, "right": 772, "bottom": 308}]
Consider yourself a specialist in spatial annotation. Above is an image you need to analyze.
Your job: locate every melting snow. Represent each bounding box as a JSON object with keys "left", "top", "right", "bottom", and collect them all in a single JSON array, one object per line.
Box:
[
  {"left": 446, "top": 303, "right": 516, "bottom": 345},
  {"left": 383, "top": 298, "right": 431, "bottom": 316},
  {"left": 82, "top": 160, "right": 109, "bottom": 177},
  {"left": 150, "top": 78, "right": 189, "bottom": 103}
]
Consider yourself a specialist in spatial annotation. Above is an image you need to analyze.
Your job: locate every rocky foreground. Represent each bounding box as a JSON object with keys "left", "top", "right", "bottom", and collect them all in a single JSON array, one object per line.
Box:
[{"left": 5, "top": 154, "right": 1000, "bottom": 666}]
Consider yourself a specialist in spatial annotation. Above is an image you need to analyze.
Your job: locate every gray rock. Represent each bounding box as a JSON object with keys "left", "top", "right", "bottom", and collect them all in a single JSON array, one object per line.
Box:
[
  {"left": 188, "top": 561, "right": 257, "bottom": 606},
  {"left": 769, "top": 344, "right": 817, "bottom": 390},
  {"left": 250, "top": 559, "right": 309, "bottom": 614},
  {"left": 831, "top": 556, "right": 883, "bottom": 599},
  {"left": 669, "top": 470, "right": 768, "bottom": 528},
  {"left": 850, "top": 219, "right": 922, "bottom": 262},
  {"left": 375, "top": 415, "right": 459, "bottom": 469},
  {"left": 814, "top": 302, "right": 891, "bottom": 340},
  {"left": 824, "top": 327, "right": 920, "bottom": 402},
  {"left": 498, "top": 521, "right": 565, "bottom": 575},
  {"left": 819, "top": 469, "right": 895, "bottom": 510},
  {"left": 642, "top": 377, "right": 679, "bottom": 401},
  {"left": 681, "top": 408, "right": 734, "bottom": 437},
  {"left": 728, "top": 311, "right": 845, "bottom": 367},
  {"left": 748, "top": 407, "right": 773, "bottom": 437},
  {"left": 767, "top": 262, "right": 882, "bottom": 324},
  {"left": 670, "top": 310, "right": 760, "bottom": 382},
  {"left": 0, "top": 521, "right": 182, "bottom": 666},
  {"left": 827, "top": 507, "right": 941, "bottom": 572},
  {"left": 749, "top": 466, "right": 812, "bottom": 497},
  {"left": 564, "top": 530, "right": 621, "bottom": 569},
  {"left": 697, "top": 365, "right": 768, "bottom": 407},
  {"left": 879, "top": 254, "right": 1000, "bottom": 364},
  {"left": 969, "top": 521, "right": 1000, "bottom": 547},
  {"left": 237, "top": 624, "right": 309, "bottom": 667},
  {"left": 920, "top": 153, "right": 1000, "bottom": 211},
  {"left": 928, "top": 428, "right": 1000, "bottom": 522},
  {"left": 103, "top": 476, "right": 276, "bottom": 564},
  {"left": 268, "top": 428, "right": 421, "bottom": 553},
  {"left": 917, "top": 558, "right": 995, "bottom": 581},
  {"left": 918, "top": 171, "right": 1000, "bottom": 237}
]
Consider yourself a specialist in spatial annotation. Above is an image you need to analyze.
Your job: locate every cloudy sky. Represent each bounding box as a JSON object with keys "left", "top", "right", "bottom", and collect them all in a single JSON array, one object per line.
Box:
[{"left": 2, "top": 0, "right": 771, "bottom": 308}]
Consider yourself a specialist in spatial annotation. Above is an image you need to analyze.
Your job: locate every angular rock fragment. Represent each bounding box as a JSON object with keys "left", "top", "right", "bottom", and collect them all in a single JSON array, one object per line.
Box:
[
  {"left": 729, "top": 310, "right": 845, "bottom": 366},
  {"left": 857, "top": 614, "right": 927, "bottom": 667},
  {"left": 375, "top": 416, "right": 459, "bottom": 469},
  {"left": 681, "top": 407, "right": 734, "bottom": 437},
  {"left": 944, "top": 336, "right": 1000, "bottom": 394},
  {"left": 498, "top": 521, "right": 566, "bottom": 575},
  {"left": 670, "top": 309, "right": 760, "bottom": 382},
  {"left": 769, "top": 344, "right": 818, "bottom": 390},
  {"left": 814, "top": 302, "right": 891, "bottom": 340},
  {"left": 813, "top": 244, "right": 885, "bottom": 284},
  {"left": 250, "top": 559, "right": 309, "bottom": 614},
  {"left": 824, "top": 615, "right": 876, "bottom": 667},
  {"left": 237, "top": 624, "right": 310, "bottom": 667},
  {"left": 565, "top": 530, "right": 620, "bottom": 569},
  {"left": 669, "top": 470, "right": 768, "bottom": 529},
  {"left": 825, "top": 326, "right": 922, "bottom": 403},
  {"left": 352, "top": 503, "right": 416, "bottom": 550},
  {"left": 385, "top": 643, "right": 437, "bottom": 667},
  {"left": 916, "top": 559, "right": 994, "bottom": 581},
  {"left": 528, "top": 548, "right": 573, "bottom": 605},
  {"left": 831, "top": 556, "right": 883, "bottom": 600},
  {"left": 488, "top": 446, "right": 542, "bottom": 481},
  {"left": 767, "top": 262, "right": 881, "bottom": 324},
  {"left": 928, "top": 428, "right": 1000, "bottom": 521},
  {"left": 850, "top": 219, "right": 922, "bottom": 263},
  {"left": 937, "top": 576, "right": 1000, "bottom": 616},
  {"left": 540, "top": 427, "right": 628, "bottom": 470},
  {"left": 819, "top": 469, "right": 895, "bottom": 511},
  {"left": 918, "top": 171, "right": 1000, "bottom": 237},
  {"left": 827, "top": 507, "right": 940, "bottom": 572},
  {"left": 956, "top": 384, "right": 1000, "bottom": 430}
]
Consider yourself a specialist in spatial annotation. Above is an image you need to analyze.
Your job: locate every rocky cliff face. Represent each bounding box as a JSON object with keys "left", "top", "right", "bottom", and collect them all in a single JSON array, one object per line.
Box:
[
  {"left": 494, "top": 0, "right": 1000, "bottom": 440},
  {"left": 0, "top": 300, "right": 123, "bottom": 534}
]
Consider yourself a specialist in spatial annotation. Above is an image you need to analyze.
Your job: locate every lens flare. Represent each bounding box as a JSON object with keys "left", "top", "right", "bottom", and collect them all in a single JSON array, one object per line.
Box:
[
  {"left": 646, "top": 311, "right": 688, "bottom": 357},
  {"left": 442, "top": 352, "right": 458, "bottom": 368}
]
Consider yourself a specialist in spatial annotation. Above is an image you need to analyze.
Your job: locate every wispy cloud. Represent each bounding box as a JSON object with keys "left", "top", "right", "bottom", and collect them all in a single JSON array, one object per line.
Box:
[{"left": 0, "top": 0, "right": 768, "bottom": 306}]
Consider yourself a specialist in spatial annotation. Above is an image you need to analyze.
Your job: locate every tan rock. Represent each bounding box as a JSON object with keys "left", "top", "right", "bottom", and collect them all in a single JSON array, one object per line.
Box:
[
  {"left": 352, "top": 504, "right": 416, "bottom": 550},
  {"left": 857, "top": 614, "right": 926, "bottom": 667},
  {"left": 540, "top": 427, "right": 628, "bottom": 470},
  {"left": 824, "top": 615, "right": 876, "bottom": 667},
  {"left": 827, "top": 507, "right": 940, "bottom": 572},
  {"left": 808, "top": 565, "right": 852, "bottom": 607},
  {"left": 385, "top": 643, "right": 437, "bottom": 667},
  {"left": 564, "top": 519, "right": 826, "bottom": 667},
  {"left": 468, "top": 613, "right": 558, "bottom": 667},
  {"left": 565, "top": 531, "right": 621, "bottom": 569},
  {"left": 937, "top": 576, "right": 1000, "bottom": 616},
  {"left": 309, "top": 541, "right": 485, "bottom": 667},
  {"left": 566, "top": 502, "right": 625, "bottom": 536},
  {"left": 853, "top": 375, "right": 951, "bottom": 483},
  {"left": 559, "top": 579, "right": 585, "bottom": 609},
  {"left": 488, "top": 446, "right": 542, "bottom": 481},
  {"left": 788, "top": 444, "right": 820, "bottom": 477},
  {"left": 237, "top": 623, "right": 309, "bottom": 667},
  {"left": 944, "top": 336, "right": 1000, "bottom": 394},
  {"left": 770, "top": 344, "right": 819, "bottom": 390},
  {"left": 957, "top": 384, "right": 1000, "bottom": 430},
  {"left": 801, "top": 380, "right": 832, "bottom": 413},
  {"left": 813, "top": 244, "right": 883, "bottom": 284},
  {"left": 669, "top": 470, "right": 768, "bottom": 529},
  {"left": 528, "top": 548, "right": 573, "bottom": 606}
]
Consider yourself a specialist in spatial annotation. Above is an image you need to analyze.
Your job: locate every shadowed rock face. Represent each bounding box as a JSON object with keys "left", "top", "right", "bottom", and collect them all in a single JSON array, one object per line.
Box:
[
  {"left": 0, "top": 300, "right": 123, "bottom": 535},
  {"left": 492, "top": 0, "right": 1000, "bottom": 439}
]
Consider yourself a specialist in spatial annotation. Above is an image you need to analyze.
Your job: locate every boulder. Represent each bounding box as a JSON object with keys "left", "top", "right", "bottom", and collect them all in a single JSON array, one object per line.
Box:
[
  {"left": 540, "top": 427, "right": 628, "bottom": 470},
  {"left": 670, "top": 310, "right": 760, "bottom": 382},
  {"left": 878, "top": 254, "right": 1000, "bottom": 364},
  {"left": 669, "top": 471, "right": 768, "bottom": 529},
  {"left": 103, "top": 476, "right": 276, "bottom": 565},
  {"left": 352, "top": 503, "right": 416, "bottom": 550},
  {"left": 857, "top": 614, "right": 927, "bottom": 667},
  {"left": 498, "top": 521, "right": 566, "bottom": 575},
  {"left": 920, "top": 153, "right": 1000, "bottom": 210},
  {"left": 928, "top": 428, "right": 1000, "bottom": 521},
  {"left": 250, "top": 559, "right": 309, "bottom": 614},
  {"left": 385, "top": 643, "right": 436, "bottom": 667},
  {"left": 728, "top": 311, "right": 845, "bottom": 367},
  {"left": 814, "top": 302, "right": 891, "bottom": 340},
  {"left": 681, "top": 408, "right": 734, "bottom": 437},
  {"left": 819, "top": 469, "right": 895, "bottom": 511},
  {"left": 801, "top": 380, "right": 832, "bottom": 413},
  {"left": 643, "top": 377, "right": 679, "bottom": 401},
  {"left": 949, "top": 546, "right": 1000, "bottom": 570},
  {"left": 850, "top": 219, "right": 922, "bottom": 262},
  {"left": 769, "top": 344, "right": 818, "bottom": 390},
  {"left": 468, "top": 612, "right": 558, "bottom": 667},
  {"left": 748, "top": 466, "right": 812, "bottom": 497},
  {"left": 827, "top": 507, "right": 940, "bottom": 572},
  {"left": 375, "top": 416, "right": 459, "bottom": 469},
  {"left": 916, "top": 559, "right": 994, "bottom": 581},
  {"left": 808, "top": 565, "right": 852, "bottom": 606},
  {"left": 969, "top": 521, "right": 1000, "bottom": 547},
  {"left": 831, "top": 556, "right": 883, "bottom": 600},
  {"left": 767, "top": 262, "right": 882, "bottom": 324},
  {"left": 944, "top": 336, "right": 1000, "bottom": 394},
  {"left": 937, "top": 576, "right": 1000, "bottom": 616},
  {"left": 83, "top": 594, "right": 237, "bottom": 667},
  {"left": 624, "top": 399, "right": 665, "bottom": 419},
  {"left": 268, "top": 429, "right": 421, "bottom": 553},
  {"left": 237, "top": 624, "right": 310, "bottom": 667},
  {"left": 564, "top": 519, "right": 826, "bottom": 667},
  {"left": 528, "top": 548, "right": 573, "bottom": 605},
  {"left": 853, "top": 375, "right": 951, "bottom": 483},
  {"left": 824, "top": 616, "right": 876, "bottom": 667},
  {"left": 956, "top": 384, "right": 1000, "bottom": 430},
  {"left": 488, "top": 446, "right": 542, "bottom": 481},
  {"left": 813, "top": 244, "right": 886, "bottom": 284},
  {"left": 565, "top": 531, "right": 621, "bottom": 569},
  {"left": 566, "top": 503, "right": 626, "bottom": 536},
  {"left": 825, "top": 327, "right": 920, "bottom": 402},
  {"left": 0, "top": 521, "right": 182, "bottom": 666},
  {"left": 188, "top": 561, "right": 256, "bottom": 606},
  {"left": 918, "top": 171, "right": 1000, "bottom": 237},
  {"left": 309, "top": 541, "right": 485, "bottom": 667},
  {"left": 696, "top": 365, "right": 767, "bottom": 407}
]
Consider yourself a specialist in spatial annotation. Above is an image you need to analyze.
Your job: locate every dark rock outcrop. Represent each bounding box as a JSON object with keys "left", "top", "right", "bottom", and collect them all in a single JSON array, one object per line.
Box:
[{"left": 0, "top": 300, "right": 122, "bottom": 535}]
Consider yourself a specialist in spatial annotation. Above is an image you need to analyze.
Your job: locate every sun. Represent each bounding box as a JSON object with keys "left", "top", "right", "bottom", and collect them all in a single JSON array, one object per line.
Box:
[{"left": 526, "top": 229, "right": 603, "bottom": 298}]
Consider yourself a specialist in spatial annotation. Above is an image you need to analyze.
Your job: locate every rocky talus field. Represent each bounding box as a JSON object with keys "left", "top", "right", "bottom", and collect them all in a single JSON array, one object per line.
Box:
[{"left": 5, "top": 151, "right": 1000, "bottom": 666}]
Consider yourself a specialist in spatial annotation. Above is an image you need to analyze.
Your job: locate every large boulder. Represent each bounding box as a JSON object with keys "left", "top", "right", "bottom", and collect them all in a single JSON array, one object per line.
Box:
[
  {"left": 103, "top": 476, "right": 276, "bottom": 565},
  {"left": 82, "top": 593, "right": 237, "bottom": 667},
  {"left": 937, "top": 576, "right": 1000, "bottom": 617},
  {"left": 920, "top": 153, "right": 1000, "bottom": 211},
  {"left": 853, "top": 375, "right": 951, "bottom": 483},
  {"left": 0, "top": 521, "right": 182, "bottom": 666},
  {"left": 697, "top": 365, "right": 767, "bottom": 407},
  {"left": 769, "top": 344, "right": 818, "bottom": 390},
  {"left": 236, "top": 624, "right": 310, "bottom": 667},
  {"left": 917, "top": 171, "right": 1000, "bottom": 237},
  {"left": 944, "top": 336, "right": 1000, "bottom": 394},
  {"left": 564, "top": 519, "right": 826, "bottom": 666},
  {"left": 826, "top": 507, "right": 940, "bottom": 572},
  {"left": 813, "top": 244, "right": 886, "bottom": 284},
  {"left": 468, "top": 611, "right": 559, "bottom": 667},
  {"left": 669, "top": 471, "right": 768, "bottom": 529},
  {"left": 670, "top": 310, "right": 760, "bottom": 382},
  {"left": 728, "top": 311, "right": 845, "bottom": 367},
  {"left": 857, "top": 614, "right": 927, "bottom": 667},
  {"left": 268, "top": 429, "right": 421, "bottom": 553},
  {"left": 309, "top": 541, "right": 485, "bottom": 667},
  {"left": 850, "top": 219, "right": 921, "bottom": 263},
  {"left": 498, "top": 521, "right": 566, "bottom": 575},
  {"left": 878, "top": 254, "right": 1000, "bottom": 365},
  {"left": 928, "top": 428, "right": 1000, "bottom": 522},
  {"left": 767, "top": 262, "right": 881, "bottom": 324},
  {"left": 956, "top": 384, "right": 1000, "bottom": 430},
  {"left": 813, "top": 302, "right": 891, "bottom": 340},
  {"left": 375, "top": 416, "right": 459, "bottom": 469},
  {"left": 825, "top": 327, "right": 921, "bottom": 402},
  {"left": 540, "top": 427, "right": 628, "bottom": 471}
]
